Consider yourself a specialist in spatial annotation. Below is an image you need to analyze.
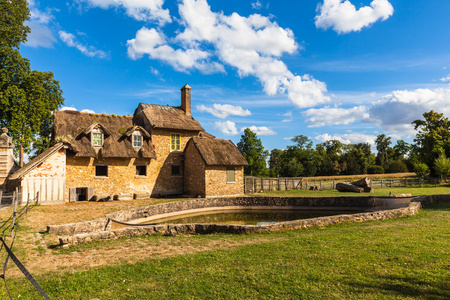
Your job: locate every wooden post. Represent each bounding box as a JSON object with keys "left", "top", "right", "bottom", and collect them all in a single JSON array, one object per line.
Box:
[
  {"left": 320, "top": 180, "right": 322, "bottom": 189},
  {"left": 0, "top": 190, "right": 2, "bottom": 207},
  {"left": 333, "top": 180, "right": 335, "bottom": 189},
  {"left": 381, "top": 180, "right": 383, "bottom": 188}
]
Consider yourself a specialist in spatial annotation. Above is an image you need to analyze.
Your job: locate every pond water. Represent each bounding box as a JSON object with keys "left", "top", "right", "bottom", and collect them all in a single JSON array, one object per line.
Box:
[{"left": 141, "top": 209, "right": 367, "bottom": 226}]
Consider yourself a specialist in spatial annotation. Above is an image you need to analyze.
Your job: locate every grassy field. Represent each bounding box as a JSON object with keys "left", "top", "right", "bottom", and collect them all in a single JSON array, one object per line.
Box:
[{"left": 0, "top": 190, "right": 448, "bottom": 299}]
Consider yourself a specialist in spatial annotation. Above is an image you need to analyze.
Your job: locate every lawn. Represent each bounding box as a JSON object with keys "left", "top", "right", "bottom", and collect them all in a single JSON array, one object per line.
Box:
[
  {"left": 0, "top": 197, "right": 448, "bottom": 299},
  {"left": 254, "top": 185, "right": 450, "bottom": 197}
]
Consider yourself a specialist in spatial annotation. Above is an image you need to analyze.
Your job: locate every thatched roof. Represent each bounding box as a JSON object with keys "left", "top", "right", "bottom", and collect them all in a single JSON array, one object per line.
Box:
[
  {"left": 187, "top": 137, "right": 248, "bottom": 166},
  {"left": 53, "top": 111, "right": 156, "bottom": 159},
  {"left": 9, "top": 141, "right": 78, "bottom": 180},
  {"left": 135, "top": 103, "right": 204, "bottom": 132}
]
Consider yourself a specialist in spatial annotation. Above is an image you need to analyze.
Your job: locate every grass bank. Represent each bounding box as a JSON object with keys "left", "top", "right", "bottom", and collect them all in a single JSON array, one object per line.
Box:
[
  {"left": 254, "top": 185, "right": 450, "bottom": 197},
  {"left": 1, "top": 200, "right": 448, "bottom": 299}
]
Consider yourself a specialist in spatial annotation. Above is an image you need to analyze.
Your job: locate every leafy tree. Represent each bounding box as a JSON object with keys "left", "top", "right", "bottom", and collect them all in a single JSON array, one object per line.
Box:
[
  {"left": 412, "top": 111, "right": 450, "bottom": 174},
  {"left": 268, "top": 149, "right": 283, "bottom": 177},
  {"left": 434, "top": 154, "right": 450, "bottom": 181},
  {"left": 413, "top": 162, "right": 429, "bottom": 179},
  {"left": 237, "top": 128, "right": 268, "bottom": 176},
  {"left": 375, "top": 134, "right": 392, "bottom": 169},
  {"left": 0, "top": 0, "right": 64, "bottom": 166},
  {"left": 392, "top": 139, "right": 410, "bottom": 161}
]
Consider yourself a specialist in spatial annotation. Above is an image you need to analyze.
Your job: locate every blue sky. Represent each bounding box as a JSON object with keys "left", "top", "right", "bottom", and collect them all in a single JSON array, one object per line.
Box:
[{"left": 21, "top": 0, "right": 450, "bottom": 152}]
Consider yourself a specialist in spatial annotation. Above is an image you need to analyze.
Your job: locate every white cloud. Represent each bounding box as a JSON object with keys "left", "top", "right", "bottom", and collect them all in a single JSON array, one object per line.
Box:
[
  {"left": 251, "top": 1, "right": 262, "bottom": 9},
  {"left": 80, "top": 109, "right": 96, "bottom": 113},
  {"left": 315, "top": 133, "right": 377, "bottom": 146},
  {"left": 315, "top": 0, "right": 394, "bottom": 34},
  {"left": 24, "top": 1, "right": 57, "bottom": 48},
  {"left": 241, "top": 126, "right": 276, "bottom": 136},
  {"left": 197, "top": 104, "right": 251, "bottom": 118},
  {"left": 281, "top": 111, "right": 293, "bottom": 122},
  {"left": 59, "top": 31, "right": 109, "bottom": 59},
  {"left": 127, "top": 0, "right": 330, "bottom": 108},
  {"left": 76, "top": 0, "right": 171, "bottom": 25},
  {"left": 368, "top": 86, "right": 450, "bottom": 136},
  {"left": 440, "top": 75, "right": 450, "bottom": 82},
  {"left": 303, "top": 105, "right": 369, "bottom": 127},
  {"left": 59, "top": 106, "right": 78, "bottom": 111},
  {"left": 127, "top": 27, "right": 223, "bottom": 73},
  {"left": 214, "top": 121, "right": 239, "bottom": 136}
]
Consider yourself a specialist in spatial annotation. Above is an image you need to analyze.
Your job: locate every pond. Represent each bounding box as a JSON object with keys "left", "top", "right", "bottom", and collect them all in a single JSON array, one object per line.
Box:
[{"left": 139, "top": 208, "right": 368, "bottom": 226}]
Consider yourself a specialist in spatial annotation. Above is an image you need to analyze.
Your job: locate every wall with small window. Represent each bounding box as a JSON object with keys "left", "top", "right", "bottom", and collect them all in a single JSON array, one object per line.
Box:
[{"left": 204, "top": 166, "right": 245, "bottom": 197}]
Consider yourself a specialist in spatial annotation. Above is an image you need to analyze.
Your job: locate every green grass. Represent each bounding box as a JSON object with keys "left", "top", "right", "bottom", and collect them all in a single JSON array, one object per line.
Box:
[
  {"left": 1, "top": 201, "right": 449, "bottom": 299},
  {"left": 253, "top": 185, "right": 450, "bottom": 197}
]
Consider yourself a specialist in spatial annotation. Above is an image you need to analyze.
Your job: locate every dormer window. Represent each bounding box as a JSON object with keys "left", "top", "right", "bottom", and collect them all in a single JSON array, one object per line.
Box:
[
  {"left": 92, "top": 128, "right": 103, "bottom": 146},
  {"left": 133, "top": 133, "right": 143, "bottom": 148}
]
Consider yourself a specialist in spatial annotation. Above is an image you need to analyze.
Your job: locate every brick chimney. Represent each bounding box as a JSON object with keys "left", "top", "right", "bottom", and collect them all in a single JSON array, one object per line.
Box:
[{"left": 180, "top": 83, "right": 191, "bottom": 116}]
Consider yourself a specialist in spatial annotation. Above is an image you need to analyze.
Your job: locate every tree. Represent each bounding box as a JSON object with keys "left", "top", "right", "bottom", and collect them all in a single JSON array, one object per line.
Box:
[
  {"left": 375, "top": 134, "right": 392, "bottom": 169},
  {"left": 434, "top": 154, "right": 450, "bottom": 181},
  {"left": 413, "top": 162, "right": 429, "bottom": 179},
  {"left": 392, "top": 140, "right": 410, "bottom": 161},
  {"left": 237, "top": 128, "right": 268, "bottom": 176},
  {"left": 0, "top": 0, "right": 64, "bottom": 166},
  {"left": 412, "top": 111, "right": 450, "bottom": 174}
]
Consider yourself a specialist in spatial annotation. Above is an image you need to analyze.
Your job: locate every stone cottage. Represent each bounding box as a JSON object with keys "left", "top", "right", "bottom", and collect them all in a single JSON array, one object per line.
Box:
[{"left": 6, "top": 84, "right": 248, "bottom": 203}]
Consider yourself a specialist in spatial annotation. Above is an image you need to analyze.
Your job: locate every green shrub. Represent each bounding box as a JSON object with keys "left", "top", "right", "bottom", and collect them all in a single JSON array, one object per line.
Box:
[
  {"left": 367, "top": 165, "right": 384, "bottom": 174},
  {"left": 386, "top": 160, "right": 408, "bottom": 173}
]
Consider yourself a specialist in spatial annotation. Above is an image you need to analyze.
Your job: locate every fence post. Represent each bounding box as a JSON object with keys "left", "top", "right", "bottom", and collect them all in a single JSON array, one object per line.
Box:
[
  {"left": 381, "top": 180, "right": 383, "bottom": 188},
  {"left": 0, "top": 190, "right": 2, "bottom": 207},
  {"left": 320, "top": 180, "right": 322, "bottom": 189}
]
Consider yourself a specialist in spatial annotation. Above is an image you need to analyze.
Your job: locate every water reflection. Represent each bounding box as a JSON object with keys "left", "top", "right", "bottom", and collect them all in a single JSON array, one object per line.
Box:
[{"left": 147, "top": 209, "right": 367, "bottom": 225}]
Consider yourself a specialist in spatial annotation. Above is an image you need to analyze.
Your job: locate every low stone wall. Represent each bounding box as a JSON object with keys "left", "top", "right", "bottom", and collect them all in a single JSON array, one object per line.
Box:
[
  {"left": 412, "top": 194, "right": 450, "bottom": 205},
  {"left": 47, "top": 218, "right": 110, "bottom": 235},
  {"left": 59, "top": 201, "right": 422, "bottom": 245},
  {"left": 105, "top": 196, "right": 380, "bottom": 223}
]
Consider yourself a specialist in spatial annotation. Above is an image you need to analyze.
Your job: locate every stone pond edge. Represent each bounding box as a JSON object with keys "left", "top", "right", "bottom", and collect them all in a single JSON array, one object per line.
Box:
[{"left": 51, "top": 194, "right": 449, "bottom": 246}]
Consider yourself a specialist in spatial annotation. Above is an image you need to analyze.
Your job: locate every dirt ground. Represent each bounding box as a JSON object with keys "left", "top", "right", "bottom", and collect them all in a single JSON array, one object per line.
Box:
[{"left": 0, "top": 198, "right": 281, "bottom": 277}]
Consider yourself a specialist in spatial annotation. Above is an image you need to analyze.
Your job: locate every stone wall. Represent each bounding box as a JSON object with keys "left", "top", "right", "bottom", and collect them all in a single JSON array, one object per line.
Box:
[
  {"left": 148, "top": 129, "right": 199, "bottom": 196},
  {"left": 205, "top": 166, "right": 244, "bottom": 197},
  {"left": 66, "top": 156, "right": 153, "bottom": 200},
  {"left": 58, "top": 201, "right": 423, "bottom": 246},
  {"left": 183, "top": 141, "right": 206, "bottom": 197}
]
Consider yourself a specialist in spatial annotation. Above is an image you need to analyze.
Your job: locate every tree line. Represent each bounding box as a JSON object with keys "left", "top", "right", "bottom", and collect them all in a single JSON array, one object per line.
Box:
[{"left": 237, "top": 110, "right": 450, "bottom": 180}]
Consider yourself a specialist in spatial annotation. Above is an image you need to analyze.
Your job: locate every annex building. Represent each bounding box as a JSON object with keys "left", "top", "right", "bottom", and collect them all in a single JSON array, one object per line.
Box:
[{"left": 3, "top": 84, "right": 248, "bottom": 203}]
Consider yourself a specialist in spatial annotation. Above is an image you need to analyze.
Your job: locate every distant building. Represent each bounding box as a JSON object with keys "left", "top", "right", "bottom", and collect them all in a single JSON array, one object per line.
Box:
[{"left": 6, "top": 84, "right": 247, "bottom": 203}]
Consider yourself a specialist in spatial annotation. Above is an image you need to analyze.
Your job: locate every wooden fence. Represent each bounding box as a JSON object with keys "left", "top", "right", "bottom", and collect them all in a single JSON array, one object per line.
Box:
[{"left": 244, "top": 176, "right": 437, "bottom": 194}]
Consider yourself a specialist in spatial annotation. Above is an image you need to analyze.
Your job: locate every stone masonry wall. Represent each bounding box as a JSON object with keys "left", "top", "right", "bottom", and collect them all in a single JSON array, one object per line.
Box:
[
  {"left": 183, "top": 141, "right": 205, "bottom": 197},
  {"left": 65, "top": 156, "right": 153, "bottom": 200},
  {"left": 148, "top": 129, "right": 199, "bottom": 196},
  {"left": 205, "top": 166, "right": 244, "bottom": 197},
  {"left": 58, "top": 199, "right": 424, "bottom": 245}
]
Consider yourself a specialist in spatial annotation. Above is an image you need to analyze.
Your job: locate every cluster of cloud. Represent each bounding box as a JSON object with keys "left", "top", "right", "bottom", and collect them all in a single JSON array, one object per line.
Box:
[
  {"left": 59, "top": 107, "right": 96, "bottom": 113},
  {"left": 75, "top": 0, "right": 171, "bottom": 25},
  {"left": 59, "top": 31, "right": 109, "bottom": 59},
  {"left": 304, "top": 85, "right": 450, "bottom": 138},
  {"left": 214, "top": 121, "right": 276, "bottom": 136},
  {"left": 127, "top": 0, "right": 330, "bottom": 109},
  {"left": 440, "top": 75, "right": 450, "bottom": 82},
  {"left": 315, "top": 132, "right": 377, "bottom": 146},
  {"left": 303, "top": 105, "right": 369, "bottom": 127},
  {"left": 315, "top": 0, "right": 394, "bottom": 34},
  {"left": 25, "top": 0, "right": 57, "bottom": 48},
  {"left": 197, "top": 104, "right": 251, "bottom": 119}
]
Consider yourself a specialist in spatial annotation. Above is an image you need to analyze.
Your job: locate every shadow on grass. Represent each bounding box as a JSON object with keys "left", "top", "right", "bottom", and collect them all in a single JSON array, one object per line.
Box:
[{"left": 346, "top": 274, "right": 450, "bottom": 299}]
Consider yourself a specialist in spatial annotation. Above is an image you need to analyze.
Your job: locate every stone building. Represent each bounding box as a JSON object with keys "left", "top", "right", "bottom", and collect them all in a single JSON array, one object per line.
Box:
[{"left": 7, "top": 84, "right": 248, "bottom": 203}]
